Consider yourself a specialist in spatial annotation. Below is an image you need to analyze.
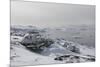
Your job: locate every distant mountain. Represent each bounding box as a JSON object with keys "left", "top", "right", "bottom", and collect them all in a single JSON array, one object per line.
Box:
[
  {"left": 11, "top": 25, "right": 37, "bottom": 29},
  {"left": 10, "top": 25, "right": 38, "bottom": 35}
]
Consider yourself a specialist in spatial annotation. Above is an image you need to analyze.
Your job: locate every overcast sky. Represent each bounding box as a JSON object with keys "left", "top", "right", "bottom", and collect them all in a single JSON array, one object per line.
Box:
[{"left": 11, "top": 1, "right": 95, "bottom": 28}]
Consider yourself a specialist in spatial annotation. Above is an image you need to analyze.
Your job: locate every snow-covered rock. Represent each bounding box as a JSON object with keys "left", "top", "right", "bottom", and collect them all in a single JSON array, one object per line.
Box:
[{"left": 10, "top": 25, "right": 95, "bottom": 66}]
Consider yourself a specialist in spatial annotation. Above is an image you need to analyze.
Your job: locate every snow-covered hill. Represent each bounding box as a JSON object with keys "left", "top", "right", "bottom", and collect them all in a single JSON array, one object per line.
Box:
[
  {"left": 10, "top": 43, "right": 62, "bottom": 66},
  {"left": 10, "top": 25, "right": 95, "bottom": 66},
  {"left": 10, "top": 35, "right": 95, "bottom": 66}
]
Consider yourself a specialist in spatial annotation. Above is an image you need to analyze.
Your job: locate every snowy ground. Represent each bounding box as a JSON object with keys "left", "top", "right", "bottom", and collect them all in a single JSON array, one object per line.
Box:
[
  {"left": 10, "top": 25, "right": 95, "bottom": 67},
  {"left": 10, "top": 36, "right": 95, "bottom": 67},
  {"left": 10, "top": 44, "right": 62, "bottom": 66},
  {"left": 10, "top": 36, "right": 63, "bottom": 66}
]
